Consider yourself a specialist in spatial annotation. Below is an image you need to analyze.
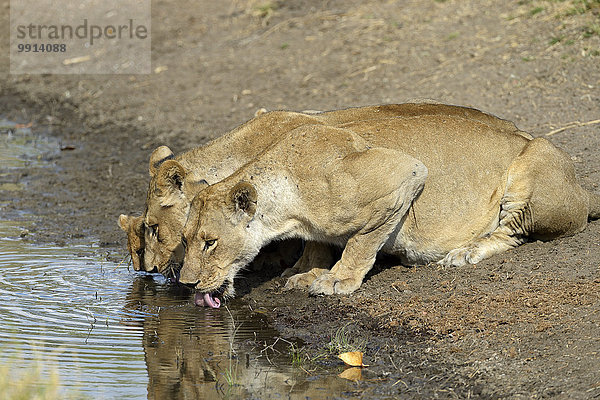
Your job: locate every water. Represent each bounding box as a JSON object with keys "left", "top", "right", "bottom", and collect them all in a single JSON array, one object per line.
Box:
[
  {"left": 0, "top": 120, "right": 360, "bottom": 399},
  {"left": 0, "top": 227, "right": 343, "bottom": 399}
]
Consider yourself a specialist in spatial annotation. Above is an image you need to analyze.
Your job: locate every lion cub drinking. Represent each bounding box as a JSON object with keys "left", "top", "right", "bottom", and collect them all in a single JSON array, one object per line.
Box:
[{"left": 179, "top": 114, "right": 600, "bottom": 304}]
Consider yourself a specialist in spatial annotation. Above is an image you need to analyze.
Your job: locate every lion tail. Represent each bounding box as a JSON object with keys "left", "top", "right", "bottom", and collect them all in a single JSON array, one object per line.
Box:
[{"left": 588, "top": 190, "right": 600, "bottom": 220}]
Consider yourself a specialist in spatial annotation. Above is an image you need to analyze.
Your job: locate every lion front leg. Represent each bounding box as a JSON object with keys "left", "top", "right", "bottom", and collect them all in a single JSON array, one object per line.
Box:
[
  {"left": 281, "top": 242, "right": 336, "bottom": 279},
  {"left": 308, "top": 217, "right": 405, "bottom": 295},
  {"left": 308, "top": 153, "right": 427, "bottom": 295}
]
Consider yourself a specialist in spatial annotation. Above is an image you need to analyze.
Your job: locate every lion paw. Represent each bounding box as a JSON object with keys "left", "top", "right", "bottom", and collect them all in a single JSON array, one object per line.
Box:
[
  {"left": 308, "top": 272, "right": 362, "bottom": 295},
  {"left": 440, "top": 246, "right": 484, "bottom": 267},
  {"left": 284, "top": 268, "right": 328, "bottom": 290}
]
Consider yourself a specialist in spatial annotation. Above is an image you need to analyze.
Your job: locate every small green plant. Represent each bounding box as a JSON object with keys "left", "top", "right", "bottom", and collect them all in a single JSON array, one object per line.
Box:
[
  {"left": 223, "top": 359, "right": 237, "bottom": 388},
  {"left": 583, "top": 24, "right": 600, "bottom": 37},
  {"left": 446, "top": 32, "right": 459, "bottom": 40},
  {"left": 221, "top": 306, "right": 241, "bottom": 389},
  {"left": 254, "top": 2, "right": 278, "bottom": 18},
  {"left": 326, "top": 323, "right": 366, "bottom": 354},
  {"left": 289, "top": 343, "right": 304, "bottom": 367},
  {"left": 530, "top": 6, "right": 545, "bottom": 14},
  {"left": 549, "top": 35, "right": 564, "bottom": 44}
]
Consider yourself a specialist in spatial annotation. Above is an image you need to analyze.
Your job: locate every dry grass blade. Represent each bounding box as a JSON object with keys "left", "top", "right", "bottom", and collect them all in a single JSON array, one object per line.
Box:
[{"left": 545, "top": 119, "right": 600, "bottom": 136}]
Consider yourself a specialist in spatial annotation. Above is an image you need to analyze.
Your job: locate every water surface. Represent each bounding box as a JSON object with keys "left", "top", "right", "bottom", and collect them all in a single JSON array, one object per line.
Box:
[
  {"left": 0, "top": 121, "right": 359, "bottom": 399},
  {"left": 0, "top": 223, "right": 359, "bottom": 399}
]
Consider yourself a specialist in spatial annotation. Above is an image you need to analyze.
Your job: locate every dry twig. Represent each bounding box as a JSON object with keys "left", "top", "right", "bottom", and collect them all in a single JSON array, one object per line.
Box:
[{"left": 546, "top": 119, "right": 600, "bottom": 136}]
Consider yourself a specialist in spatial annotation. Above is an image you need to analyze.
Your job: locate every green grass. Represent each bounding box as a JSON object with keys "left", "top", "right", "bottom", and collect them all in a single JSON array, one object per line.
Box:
[
  {"left": 530, "top": 6, "right": 545, "bottom": 14},
  {"left": 549, "top": 35, "right": 564, "bottom": 44},
  {"left": 288, "top": 343, "right": 304, "bottom": 367},
  {"left": 566, "top": 0, "right": 600, "bottom": 14},
  {"left": 583, "top": 23, "right": 600, "bottom": 37},
  {"left": 325, "top": 323, "right": 366, "bottom": 355}
]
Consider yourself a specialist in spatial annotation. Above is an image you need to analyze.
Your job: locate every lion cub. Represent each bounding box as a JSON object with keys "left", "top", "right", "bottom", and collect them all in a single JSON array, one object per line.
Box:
[{"left": 179, "top": 117, "right": 600, "bottom": 303}]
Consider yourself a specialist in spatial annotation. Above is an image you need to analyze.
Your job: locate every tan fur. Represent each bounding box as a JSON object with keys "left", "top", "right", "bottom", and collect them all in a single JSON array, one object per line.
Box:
[
  {"left": 118, "top": 214, "right": 145, "bottom": 271},
  {"left": 178, "top": 112, "right": 599, "bottom": 296},
  {"left": 137, "top": 102, "right": 522, "bottom": 275}
]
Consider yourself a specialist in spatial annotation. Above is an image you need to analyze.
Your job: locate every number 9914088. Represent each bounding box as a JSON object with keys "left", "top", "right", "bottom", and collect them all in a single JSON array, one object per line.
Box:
[{"left": 17, "top": 43, "right": 66, "bottom": 52}]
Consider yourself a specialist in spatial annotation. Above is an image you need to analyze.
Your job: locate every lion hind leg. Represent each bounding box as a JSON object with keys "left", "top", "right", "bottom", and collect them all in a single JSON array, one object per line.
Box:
[{"left": 442, "top": 137, "right": 590, "bottom": 267}]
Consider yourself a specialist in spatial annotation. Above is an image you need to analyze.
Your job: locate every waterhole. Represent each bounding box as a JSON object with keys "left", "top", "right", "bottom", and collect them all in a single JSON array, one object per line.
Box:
[
  {"left": 0, "top": 120, "right": 359, "bottom": 399},
  {"left": 0, "top": 228, "right": 355, "bottom": 398}
]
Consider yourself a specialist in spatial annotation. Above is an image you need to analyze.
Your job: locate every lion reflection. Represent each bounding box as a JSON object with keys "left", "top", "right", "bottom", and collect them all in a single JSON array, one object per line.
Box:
[{"left": 123, "top": 276, "right": 352, "bottom": 399}]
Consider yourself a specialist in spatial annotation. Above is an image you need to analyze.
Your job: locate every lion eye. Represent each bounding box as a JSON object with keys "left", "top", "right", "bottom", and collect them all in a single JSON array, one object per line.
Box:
[
  {"left": 148, "top": 224, "right": 158, "bottom": 237},
  {"left": 204, "top": 239, "right": 216, "bottom": 251}
]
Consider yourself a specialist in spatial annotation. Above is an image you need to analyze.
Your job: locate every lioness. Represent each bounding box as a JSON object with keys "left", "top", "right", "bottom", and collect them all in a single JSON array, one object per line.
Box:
[
  {"left": 121, "top": 103, "right": 520, "bottom": 277},
  {"left": 179, "top": 115, "right": 600, "bottom": 305}
]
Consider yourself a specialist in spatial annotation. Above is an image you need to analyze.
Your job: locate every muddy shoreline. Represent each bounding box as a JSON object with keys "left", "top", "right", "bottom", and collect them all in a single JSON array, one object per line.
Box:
[{"left": 2, "top": 0, "right": 600, "bottom": 397}]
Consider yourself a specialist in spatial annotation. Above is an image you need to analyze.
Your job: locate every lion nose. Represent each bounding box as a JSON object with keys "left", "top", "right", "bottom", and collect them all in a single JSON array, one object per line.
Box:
[{"left": 179, "top": 266, "right": 198, "bottom": 287}]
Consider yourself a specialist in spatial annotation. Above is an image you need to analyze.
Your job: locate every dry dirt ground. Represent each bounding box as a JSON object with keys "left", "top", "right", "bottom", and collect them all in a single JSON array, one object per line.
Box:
[{"left": 1, "top": 0, "right": 600, "bottom": 398}]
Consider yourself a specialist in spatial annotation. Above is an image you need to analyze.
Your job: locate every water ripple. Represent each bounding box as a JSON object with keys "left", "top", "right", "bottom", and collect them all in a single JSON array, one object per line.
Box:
[{"left": 0, "top": 238, "right": 149, "bottom": 399}]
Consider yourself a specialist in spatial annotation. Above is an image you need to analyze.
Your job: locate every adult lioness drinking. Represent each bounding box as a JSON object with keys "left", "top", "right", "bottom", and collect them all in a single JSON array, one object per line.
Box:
[
  {"left": 179, "top": 114, "right": 600, "bottom": 305},
  {"left": 120, "top": 102, "right": 523, "bottom": 278}
]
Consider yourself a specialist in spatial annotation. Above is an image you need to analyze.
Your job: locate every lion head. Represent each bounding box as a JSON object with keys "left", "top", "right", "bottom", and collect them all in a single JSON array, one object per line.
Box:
[
  {"left": 143, "top": 146, "right": 207, "bottom": 278},
  {"left": 179, "top": 181, "right": 260, "bottom": 305}
]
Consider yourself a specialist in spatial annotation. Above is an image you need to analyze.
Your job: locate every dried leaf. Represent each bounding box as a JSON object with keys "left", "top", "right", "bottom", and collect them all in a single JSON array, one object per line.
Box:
[
  {"left": 338, "top": 351, "right": 368, "bottom": 367},
  {"left": 338, "top": 367, "right": 362, "bottom": 381}
]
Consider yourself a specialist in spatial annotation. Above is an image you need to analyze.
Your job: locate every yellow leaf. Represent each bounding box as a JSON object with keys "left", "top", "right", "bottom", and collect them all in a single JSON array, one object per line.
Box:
[
  {"left": 338, "top": 351, "right": 368, "bottom": 367},
  {"left": 338, "top": 367, "right": 362, "bottom": 381}
]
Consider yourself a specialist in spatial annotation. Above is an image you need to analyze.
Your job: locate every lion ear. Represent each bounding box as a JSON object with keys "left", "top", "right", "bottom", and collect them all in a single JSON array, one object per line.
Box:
[
  {"left": 118, "top": 214, "right": 131, "bottom": 232},
  {"left": 149, "top": 146, "right": 175, "bottom": 177},
  {"left": 118, "top": 214, "right": 145, "bottom": 235},
  {"left": 229, "top": 182, "right": 257, "bottom": 217},
  {"left": 156, "top": 160, "right": 187, "bottom": 192}
]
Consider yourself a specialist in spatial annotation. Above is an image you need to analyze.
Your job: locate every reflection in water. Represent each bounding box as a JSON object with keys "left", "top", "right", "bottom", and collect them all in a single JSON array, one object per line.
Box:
[
  {"left": 0, "top": 117, "right": 361, "bottom": 399},
  {"left": 124, "top": 277, "right": 355, "bottom": 399},
  {"left": 0, "top": 226, "right": 356, "bottom": 399}
]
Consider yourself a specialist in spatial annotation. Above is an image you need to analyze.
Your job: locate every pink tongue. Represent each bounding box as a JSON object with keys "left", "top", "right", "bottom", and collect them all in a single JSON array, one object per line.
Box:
[{"left": 194, "top": 292, "right": 221, "bottom": 308}]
